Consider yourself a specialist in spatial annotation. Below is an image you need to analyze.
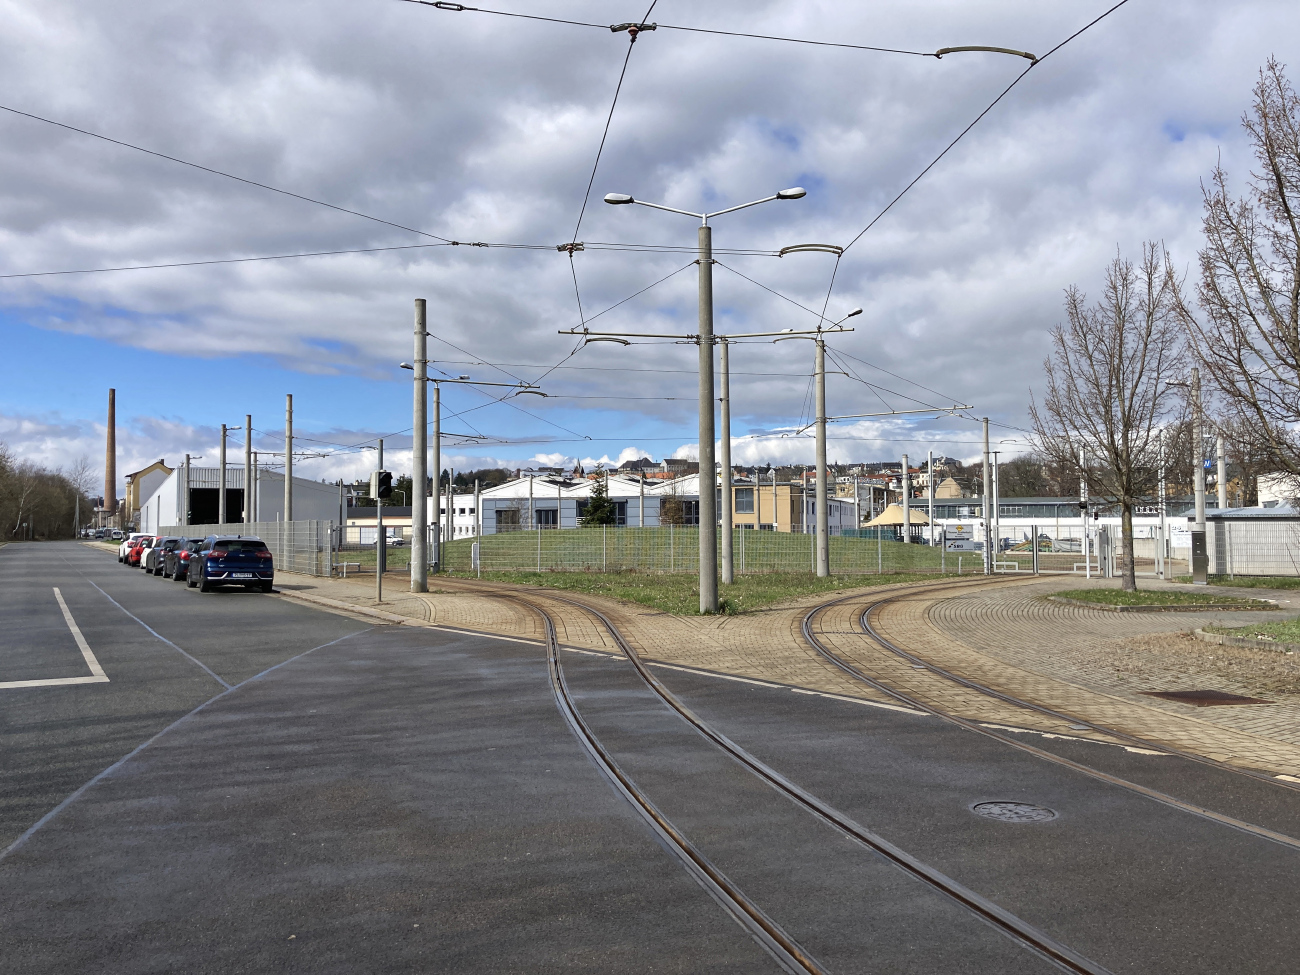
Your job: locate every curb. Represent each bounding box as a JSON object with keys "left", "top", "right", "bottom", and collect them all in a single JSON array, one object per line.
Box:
[
  {"left": 1193, "top": 628, "right": 1300, "bottom": 653},
  {"left": 1047, "top": 595, "right": 1278, "bottom": 613},
  {"left": 275, "top": 587, "right": 424, "bottom": 626}
]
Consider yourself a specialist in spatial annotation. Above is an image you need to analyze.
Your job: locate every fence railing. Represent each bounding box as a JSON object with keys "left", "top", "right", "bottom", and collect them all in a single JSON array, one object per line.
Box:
[
  {"left": 439, "top": 526, "right": 956, "bottom": 575},
  {"left": 161, "top": 520, "right": 334, "bottom": 577}
]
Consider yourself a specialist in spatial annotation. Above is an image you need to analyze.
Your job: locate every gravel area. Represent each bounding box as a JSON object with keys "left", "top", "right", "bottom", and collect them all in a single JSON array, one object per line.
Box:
[{"left": 1080, "top": 631, "right": 1300, "bottom": 698}]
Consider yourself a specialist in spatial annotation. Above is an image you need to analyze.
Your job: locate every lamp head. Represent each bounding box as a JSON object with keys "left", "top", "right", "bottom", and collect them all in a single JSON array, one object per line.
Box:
[
  {"left": 845, "top": 307, "right": 863, "bottom": 319},
  {"left": 399, "top": 362, "right": 413, "bottom": 370},
  {"left": 776, "top": 187, "right": 807, "bottom": 200},
  {"left": 604, "top": 193, "right": 634, "bottom": 205}
]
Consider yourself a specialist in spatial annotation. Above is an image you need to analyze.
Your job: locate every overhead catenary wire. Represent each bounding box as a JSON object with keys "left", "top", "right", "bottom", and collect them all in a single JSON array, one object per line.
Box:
[
  {"left": 0, "top": 102, "right": 457, "bottom": 245},
  {"left": 836, "top": 0, "right": 1134, "bottom": 258}
]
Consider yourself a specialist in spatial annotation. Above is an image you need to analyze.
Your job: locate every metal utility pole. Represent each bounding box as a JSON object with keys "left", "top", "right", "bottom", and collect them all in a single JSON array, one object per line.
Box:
[
  {"left": 104, "top": 388, "right": 116, "bottom": 530},
  {"left": 697, "top": 222, "right": 719, "bottom": 611},
  {"left": 411, "top": 299, "right": 428, "bottom": 592},
  {"left": 446, "top": 466, "right": 456, "bottom": 552},
  {"left": 284, "top": 394, "right": 293, "bottom": 522},
  {"left": 1158, "top": 427, "right": 1168, "bottom": 580},
  {"left": 183, "top": 454, "right": 191, "bottom": 526},
  {"left": 900, "top": 454, "right": 910, "bottom": 543},
  {"left": 927, "top": 450, "right": 935, "bottom": 547},
  {"left": 815, "top": 338, "right": 830, "bottom": 576},
  {"left": 433, "top": 382, "right": 441, "bottom": 572},
  {"left": 244, "top": 415, "right": 253, "bottom": 527},
  {"left": 1080, "top": 449, "right": 1090, "bottom": 580},
  {"left": 982, "top": 418, "right": 992, "bottom": 575},
  {"left": 720, "top": 338, "right": 734, "bottom": 584},
  {"left": 992, "top": 451, "right": 1001, "bottom": 557},
  {"left": 1217, "top": 435, "right": 1227, "bottom": 510},
  {"left": 1193, "top": 368, "right": 1206, "bottom": 531},
  {"left": 375, "top": 439, "right": 385, "bottom": 602},
  {"left": 599, "top": 185, "right": 810, "bottom": 612},
  {"left": 218, "top": 424, "right": 227, "bottom": 524},
  {"left": 1191, "top": 367, "right": 1208, "bottom": 584}
]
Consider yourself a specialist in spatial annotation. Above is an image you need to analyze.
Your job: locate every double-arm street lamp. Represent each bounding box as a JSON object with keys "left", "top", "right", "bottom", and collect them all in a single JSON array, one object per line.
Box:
[{"left": 595, "top": 187, "right": 806, "bottom": 612}]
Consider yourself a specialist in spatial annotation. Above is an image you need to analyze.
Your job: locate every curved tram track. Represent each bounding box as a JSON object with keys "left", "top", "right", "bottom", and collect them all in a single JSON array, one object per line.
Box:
[
  {"left": 507, "top": 587, "right": 1110, "bottom": 975},
  {"left": 800, "top": 580, "right": 1300, "bottom": 852}
]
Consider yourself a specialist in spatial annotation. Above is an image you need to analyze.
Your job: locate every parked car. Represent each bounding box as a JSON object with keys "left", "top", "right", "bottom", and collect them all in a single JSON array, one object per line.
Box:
[
  {"left": 145, "top": 536, "right": 182, "bottom": 575},
  {"left": 164, "top": 538, "right": 204, "bottom": 581},
  {"left": 118, "top": 532, "right": 148, "bottom": 562},
  {"left": 110, "top": 530, "right": 125, "bottom": 541},
  {"left": 125, "top": 535, "right": 155, "bottom": 567},
  {"left": 187, "top": 535, "right": 274, "bottom": 593}
]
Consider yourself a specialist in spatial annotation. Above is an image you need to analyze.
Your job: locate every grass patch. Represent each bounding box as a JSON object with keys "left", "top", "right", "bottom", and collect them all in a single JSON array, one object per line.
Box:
[
  {"left": 1204, "top": 619, "right": 1300, "bottom": 645},
  {"left": 1055, "top": 588, "right": 1269, "bottom": 608},
  {"left": 442, "top": 569, "right": 952, "bottom": 616},
  {"left": 1173, "top": 575, "right": 1300, "bottom": 589}
]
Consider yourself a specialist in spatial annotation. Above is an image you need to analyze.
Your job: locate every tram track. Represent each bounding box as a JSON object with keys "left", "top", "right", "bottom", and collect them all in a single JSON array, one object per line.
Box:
[
  {"left": 800, "top": 581, "right": 1300, "bottom": 852},
  {"left": 506, "top": 586, "right": 1111, "bottom": 975}
]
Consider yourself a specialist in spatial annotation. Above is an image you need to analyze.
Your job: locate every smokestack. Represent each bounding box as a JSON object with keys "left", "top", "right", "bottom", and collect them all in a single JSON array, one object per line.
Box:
[{"left": 104, "top": 389, "right": 117, "bottom": 527}]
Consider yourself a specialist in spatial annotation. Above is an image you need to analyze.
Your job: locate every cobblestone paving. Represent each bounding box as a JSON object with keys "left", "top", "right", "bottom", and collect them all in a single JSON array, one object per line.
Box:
[{"left": 910, "top": 576, "right": 1300, "bottom": 773}]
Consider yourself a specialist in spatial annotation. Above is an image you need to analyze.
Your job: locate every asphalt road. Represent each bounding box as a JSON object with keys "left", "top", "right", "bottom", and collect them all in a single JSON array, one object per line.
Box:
[{"left": 2, "top": 541, "right": 1298, "bottom": 973}]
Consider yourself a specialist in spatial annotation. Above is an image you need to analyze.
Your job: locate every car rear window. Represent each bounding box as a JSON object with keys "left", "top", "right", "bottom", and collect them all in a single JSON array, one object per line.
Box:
[{"left": 213, "top": 540, "right": 270, "bottom": 553}]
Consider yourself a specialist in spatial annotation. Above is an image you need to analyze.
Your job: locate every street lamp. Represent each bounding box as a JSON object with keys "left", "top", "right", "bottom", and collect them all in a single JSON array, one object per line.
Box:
[{"left": 602, "top": 186, "right": 806, "bottom": 612}]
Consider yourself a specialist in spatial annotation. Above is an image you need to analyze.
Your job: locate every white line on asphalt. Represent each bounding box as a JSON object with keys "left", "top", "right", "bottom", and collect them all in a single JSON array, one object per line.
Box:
[
  {"left": 88, "top": 580, "right": 231, "bottom": 689},
  {"left": 0, "top": 589, "right": 111, "bottom": 690}
]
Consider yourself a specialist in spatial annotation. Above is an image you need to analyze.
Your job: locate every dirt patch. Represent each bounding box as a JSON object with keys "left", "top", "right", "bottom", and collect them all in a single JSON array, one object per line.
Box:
[{"left": 1076, "top": 630, "right": 1300, "bottom": 698}]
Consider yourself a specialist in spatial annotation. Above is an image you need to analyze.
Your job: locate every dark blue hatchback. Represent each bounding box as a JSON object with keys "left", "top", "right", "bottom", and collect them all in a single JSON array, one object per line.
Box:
[{"left": 187, "top": 535, "right": 275, "bottom": 593}]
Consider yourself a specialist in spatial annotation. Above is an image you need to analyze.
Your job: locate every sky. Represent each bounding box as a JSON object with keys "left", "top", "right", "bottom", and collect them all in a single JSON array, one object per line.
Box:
[{"left": 1, "top": 0, "right": 1296, "bottom": 493}]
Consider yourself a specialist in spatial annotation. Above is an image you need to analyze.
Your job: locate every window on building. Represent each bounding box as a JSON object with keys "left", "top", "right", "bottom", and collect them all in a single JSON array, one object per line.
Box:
[{"left": 735, "top": 487, "right": 754, "bottom": 513}]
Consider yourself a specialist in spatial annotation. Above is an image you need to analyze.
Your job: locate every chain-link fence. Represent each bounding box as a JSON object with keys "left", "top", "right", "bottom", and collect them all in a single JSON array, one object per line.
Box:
[
  {"left": 161, "top": 520, "right": 334, "bottom": 576},
  {"left": 440, "top": 526, "right": 956, "bottom": 575}
]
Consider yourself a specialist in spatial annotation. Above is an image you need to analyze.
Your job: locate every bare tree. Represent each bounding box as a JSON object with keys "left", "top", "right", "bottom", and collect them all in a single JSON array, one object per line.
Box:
[
  {"left": 1182, "top": 58, "right": 1300, "bottom": 493},
  {"left": 1030, "top": 244, "right": 1187, "bottom": 590}
]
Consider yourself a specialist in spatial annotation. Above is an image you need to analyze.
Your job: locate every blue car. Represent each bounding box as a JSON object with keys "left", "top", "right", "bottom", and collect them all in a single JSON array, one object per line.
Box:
[{"left": 187, "top": 535, "right": 275, "bottom": 593}]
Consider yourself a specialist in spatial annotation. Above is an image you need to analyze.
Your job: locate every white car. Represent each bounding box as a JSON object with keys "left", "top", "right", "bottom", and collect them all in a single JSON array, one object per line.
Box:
[{"left": 118, "top": 533, "right": 148, "bottom": 563}]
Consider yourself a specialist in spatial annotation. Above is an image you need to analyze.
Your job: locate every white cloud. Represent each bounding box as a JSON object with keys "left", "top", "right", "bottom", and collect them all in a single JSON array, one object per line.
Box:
[{"left": 2, "top": 0, "right": 1295, "bottom": 483}]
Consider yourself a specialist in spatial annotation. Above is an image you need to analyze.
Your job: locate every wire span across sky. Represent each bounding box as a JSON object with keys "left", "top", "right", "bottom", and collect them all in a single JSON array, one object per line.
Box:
[{"left": 0, "top": 0, "right": 1159, "bottom": 478}]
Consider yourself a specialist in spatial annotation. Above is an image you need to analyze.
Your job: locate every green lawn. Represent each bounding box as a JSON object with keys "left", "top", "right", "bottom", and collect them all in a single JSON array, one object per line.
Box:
[
  {"left": 1054, "top": 588, "right": 1270, "bottom": 608},
  {"left": 1174, "top": 575, "right": 1300, "bottom": 589},
  {"left": 440, "top": 568, "right": 954, "bottom": 616},
  {"left": 440, "top": 527, "right": 955, "bottom": 576},
  {"left": 1204, "top": 619, "right": 1300, "bottom": 645}
]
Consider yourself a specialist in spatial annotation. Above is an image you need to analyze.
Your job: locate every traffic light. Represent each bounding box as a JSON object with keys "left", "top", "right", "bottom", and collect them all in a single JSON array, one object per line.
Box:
[{"left": 371, "top": 471, "right": 393, "bottom": 500}]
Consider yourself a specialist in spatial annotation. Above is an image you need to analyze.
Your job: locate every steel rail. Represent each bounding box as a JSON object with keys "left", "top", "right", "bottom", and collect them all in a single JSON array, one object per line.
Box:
[
  {"left": 525, "top": 595, "right": 826, "bottom": 975},
  {"left": 797, "top": 587, "right": 1300, "bottom": 852},
  {"left": 855, "top": 595, "right": 1300, "bottom": 797},
  {"left": 519, "top": 588, "right": 1110, "bottom": 975}
]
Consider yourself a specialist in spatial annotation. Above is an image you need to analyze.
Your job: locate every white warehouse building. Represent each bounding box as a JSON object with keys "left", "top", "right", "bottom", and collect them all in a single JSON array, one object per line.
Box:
[{"left": 139, "top": 464, "right": 342, "bottom": 533}]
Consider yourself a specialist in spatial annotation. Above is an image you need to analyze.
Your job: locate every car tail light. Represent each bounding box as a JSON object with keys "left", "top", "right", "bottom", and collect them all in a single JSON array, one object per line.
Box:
[
  {"left": 257, "top": 550, "right": 273, "bottom": 559},
  {"left": 208, "top": 550, "right": 226, "bottom": 559}
]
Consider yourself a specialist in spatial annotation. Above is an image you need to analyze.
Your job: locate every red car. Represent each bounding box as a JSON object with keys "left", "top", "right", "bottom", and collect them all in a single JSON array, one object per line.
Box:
[{"left": 126, "top": 535, "right": 155, "bottom": 567}]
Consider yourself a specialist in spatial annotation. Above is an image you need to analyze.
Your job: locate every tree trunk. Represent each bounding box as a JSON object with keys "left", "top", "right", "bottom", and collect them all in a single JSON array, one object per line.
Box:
[{"left": 1121, "top": 503, "right": 1137, "bottom": 591}]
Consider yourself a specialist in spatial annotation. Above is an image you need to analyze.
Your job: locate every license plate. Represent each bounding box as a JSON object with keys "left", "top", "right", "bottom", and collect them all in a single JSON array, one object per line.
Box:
[{"left": 232, "top": 572, "right": 254, "bottom": 579}]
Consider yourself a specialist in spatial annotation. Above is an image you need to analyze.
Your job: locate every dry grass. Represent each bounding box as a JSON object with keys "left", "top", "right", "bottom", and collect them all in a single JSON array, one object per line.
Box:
[{"left": 1077, "top": 631, "right": 1300, "bottom": 697}]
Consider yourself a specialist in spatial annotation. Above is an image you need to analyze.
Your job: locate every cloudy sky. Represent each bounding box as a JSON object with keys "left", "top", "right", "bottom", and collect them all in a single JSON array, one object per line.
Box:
[{"left": 1, "top": 0, "right": 1295, "bottom": 491}]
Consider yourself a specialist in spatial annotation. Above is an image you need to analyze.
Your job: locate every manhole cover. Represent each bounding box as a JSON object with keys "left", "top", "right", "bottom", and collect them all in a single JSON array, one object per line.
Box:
[
  {"left": 972, "top": 801, "right": 1058, "bottom": 823},
  {"left": 1142, "top": 689, "right": 1274, "bottom": 707}
]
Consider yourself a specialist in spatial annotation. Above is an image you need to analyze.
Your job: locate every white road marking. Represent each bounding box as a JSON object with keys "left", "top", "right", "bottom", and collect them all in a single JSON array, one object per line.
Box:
[
  {"left": 1277, "top": 774, "right": 1300, "bottom": 783},
  {"left": 0, "top": 588, "right": 110, "bottom": 690}
]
